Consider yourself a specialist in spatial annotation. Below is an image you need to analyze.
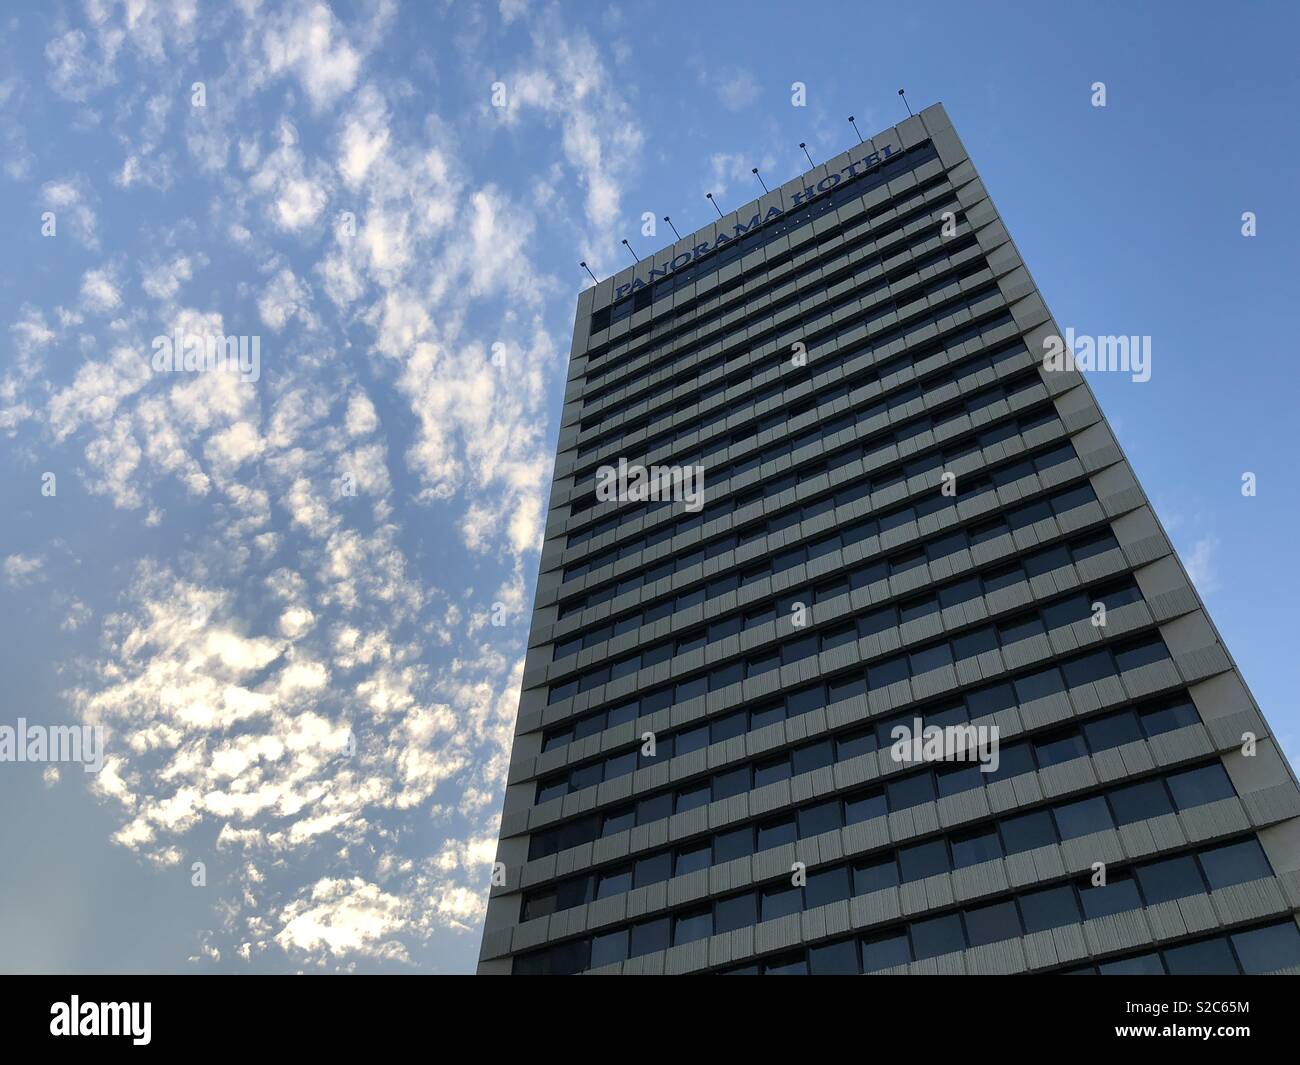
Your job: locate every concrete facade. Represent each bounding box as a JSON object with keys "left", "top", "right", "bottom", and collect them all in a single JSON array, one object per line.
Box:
[{"left": 478, "top": 103, "right": 1300, "bottom": 975}]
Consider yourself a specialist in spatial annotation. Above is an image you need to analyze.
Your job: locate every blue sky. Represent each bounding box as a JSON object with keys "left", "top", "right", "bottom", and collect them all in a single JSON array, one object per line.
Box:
[{"left": 0, "top": 0, "right": 1296, "bottom": 974}]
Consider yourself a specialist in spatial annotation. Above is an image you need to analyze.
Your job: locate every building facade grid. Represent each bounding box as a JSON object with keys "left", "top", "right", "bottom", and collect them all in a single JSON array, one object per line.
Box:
[{"left": 478, "top": 102, "right": 1300, "bottom": 976}]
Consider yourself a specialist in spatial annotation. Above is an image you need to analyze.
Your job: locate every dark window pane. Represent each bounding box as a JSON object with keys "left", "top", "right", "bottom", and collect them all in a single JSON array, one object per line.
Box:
[
  {"left": 675, "top": 843, "right": 711, "bottom": 877},
  {"left": 1198, "top": 838, "right": 1273, "bottom": 890},
  {"left": 1166, "top": 763, "right": 1235, "bottom": 809},
  {"left": 1114, "top": 637, "right": 1168, "bottom": 672},
  {"left": 1078, "top": 874, "right": 1143, "bottom": 920},
  {"left": 761, "top": 884, "right": 803, "bottom": 921},
  {"left": 757, "top": 817, "right": 797, "bottom": 852},
  {"left": 1163, "top": 936, "right": 1239, "bottom": 975},
  {"left": 862, "top": 929, "right": 912, "bottom": 971},
  {"left": 1019, "top": 884, "right": 1081, "bottom": 933},
  {"left": 1110, "top": 779, "right": 1175, "bottom": 824},
  {"left": 629, "top": 917, "right": 671, "bottom": 957},
  {"left": 1001, "top": 809, "right": 1058, "bottom": 854},
  {"left": 899, "top": 839, "right": 949, "bottom": 882},
  {"left": 806, "top": 866, "right": 852, "bottom": 909},
  {"left": 634, "top": 851, "right": 672, "bottom": 888},
  {"left": 1035, "top": 730, "right": 1089, "bottom": 768},
  {"left": 845, "top": 790, "right": 888, "bottom": 825},
  {"left": 1232, "top": 921, "right": 1300, "bottom": 974},
  {"left": 791, "top": 739, "right": 834, "bottom": 776},
  {"left": 1135, "top": 853, "right": 1204, "bottom": 905},
  {"left": 714, "top": 826, "right": 753, "bottom": 863},
  {"left": 1141, "top": 698, "right": 1199, "bottom": 737},
  {"left": 798, "top": 800, "right": 842, "bottom": 838},
  {"left": 1054, "top": 794, "right": 1114, "bottom": 840},
  {"left": 951, "top": 826, "right": 1002, "bottom": 868},
  {"left": 597, "top": 867, "right": 632, "bottom": 899},
  {"left": 1099, "top": 953, "right": 1164, "bottom": 975},
  {"left": 1062, "top": 649, "right": 1116, "bottom": 687},
  {"left": 911, "top": 913, "right": 965, "bottom": 960},
  {"left": 964, "top": 899, "right": 1021, "bottom": 947},
  {"left": 712, "top": 766, "right": 750, "bottom": 801},
  {"left": 714, "top": 892, "right": 758, "bottom": 934},
  {"left": 888, "top": 771, "right": 936, "bottom": 811},
  {"left": 673, "top": 908, "right": 712, "bottom": 945},
  {"left": 809, "top": 938, "right": 860, "bottom": 974},
  {"left": 590, "top": 928, "right": 629, "bottom": 968},
  {"left": 854, "top": 855, "right": 900, "bottom": 895},
  {"left": 636, "top": 792, "right": 673, "bottom": 825},
  {"left": 1082, "top": 710, "right": 1142, "bottom": 752}
]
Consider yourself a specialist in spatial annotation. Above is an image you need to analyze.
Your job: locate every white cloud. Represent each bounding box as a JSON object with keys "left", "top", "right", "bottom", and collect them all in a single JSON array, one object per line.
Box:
[
  {"left": 79, "top": 267, "right": 122, "bottom": 314},
  {"left": 3, "top": 553, "right": 45, "bottom": 588},
  {"left": 1183, "top": 535, "right": 1220, "bottom": 594}
]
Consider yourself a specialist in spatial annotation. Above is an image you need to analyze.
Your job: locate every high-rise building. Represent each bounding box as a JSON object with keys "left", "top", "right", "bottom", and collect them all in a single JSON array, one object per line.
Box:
[{"left": 478, "top": 103, "right": 1300, "bottom": 975}]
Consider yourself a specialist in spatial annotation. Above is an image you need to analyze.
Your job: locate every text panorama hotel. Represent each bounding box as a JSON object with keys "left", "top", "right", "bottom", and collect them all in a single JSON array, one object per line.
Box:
[{"left": 479, "top": 103, "right": 1300, "bottom": 975}]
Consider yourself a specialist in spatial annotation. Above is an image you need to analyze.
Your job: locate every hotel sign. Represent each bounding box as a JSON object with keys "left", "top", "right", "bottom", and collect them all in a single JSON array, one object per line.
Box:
[{"left": 614, "top": 142, "right": 899, "bottom": 300}]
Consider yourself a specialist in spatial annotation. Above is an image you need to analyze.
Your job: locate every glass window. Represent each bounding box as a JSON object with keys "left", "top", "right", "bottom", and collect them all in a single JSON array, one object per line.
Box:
[
  {"left": 1166, "top": 763, "right": 1235, "bottom": 809},
  {"left": 1135, "top": 853, "right": 1203, "bottom": 905},
  {"left": 910, "top": 642, "right": 954, "bottom": 675},
  {"left": 888, "top": 770, "right": 936, "bottom": 811},
  {"left": 1035, "top": 730, "right": 1089, "bottom": 768},
  {"left": 809, "top": 939, "right": 860, "bottom": 975},
  {"left": 761, "top": 884, "right": 803, "bottom": 921},
  {"left": 634, "top": 851, "right": 672, "bottom": 888},
  {"left": 1018, "top": 884, "right": 1081, "bottom": 934},
  {"left": 898, "top": 839, "right": 949, "bottom": 882},
  {"left": 1054, "top": 794, "right": 1114, "bottom": 840},
  {"left": 674, "top": 843, "right": 711, "bottom": 877},
  {"left": 636, "top": 792, "right": 673, "bottom": 826},
  {"left": 1078, "top": 873, "right": 1142, "bottom": 920},
  {"left": 951, "top": 826, "right": 1002, "bottom": 868},
  {"left": 1082, "top": 710, "right": 1142, "bottom": 752},
  {"left": 673, "top": 907, "right": 712, "bottom": 945},
  {"left": 596, "top": 867, "right": 633, "bottom": 899},
  {"left": 1014, "top": 666, "right": 1064, "bottom": 703},
  {"left": 1099, "top": 953, "right": 1164, "bottom": 975},
  {"left": 712, "top": 766, "right": 750, "bottom": 801},
  {"left": 986, "top": 741, "right": 1035, "bottom": 783},
  {"left": 862, "top": 929, "right": 912, "bottom": 971},
  {"left": 1163, "top": 936, "right": 1239, "bottom": 975},
  {"left": 590, "top": 928, "right": 629, "bottom": 969},
  {"left": 806, "top": 866, "right": 852, "bottom": 909},
  {"left": 936, "top": 761, "right": 983, "bottom": 798},
  {"left": 757, "top": 816, "right": 798, "bottom": 852},
  {"left": 791, "top": 739, "right": 834, "bottom": 776},
  {"left": 1114, "top": 637, "right": 1167, "bottom": 672},
  {"left": 754, "top": 757, "right": 793, "bottom": 788},
  {"left": 714, "top": 826, "right": 753, "bottom": 863},
  {"left": 911, "top": 913, "right": 965, "bottom": 960},
  {"left": 1198, "top": 838, "right": 1273, "bottom": 890},
  {"left": 1000, "top": 809, "right": 1057, "bottom": 854},
  {"left": 602, "top": 806, "right": 635, "bottom": 836},
  {"left": 1062, "top": 649, "right": 1116, "bottom": 687},
  {"left": 1141, "top": 698, "right": 1199, "bottom": 737},
  {"left": 714, "top": 892, "right": 758, "bottom": 935},
  {"left": 964, "top": 899, "right": 1021, "bottom": 947},
  {"left": 1232, "top": 921, "right": 1300, "bottom": 974},
  {"left": 1110, "top": 778, "right": 1175, "bottom": 825},
  {"left": 798, "top": 800, "right": 842, "bottom": 838},
  {"left": 629, "top": 917, "right": 671, "bottom": 957},
  {"left": 868, "top": 655, "right": 910, "bottom": 689},
  {"left": 845, "top": 790, "right": 888, "bottom": 825}
]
